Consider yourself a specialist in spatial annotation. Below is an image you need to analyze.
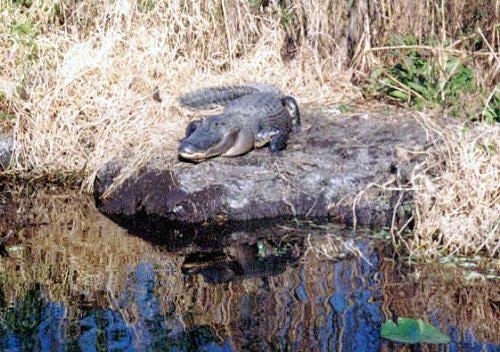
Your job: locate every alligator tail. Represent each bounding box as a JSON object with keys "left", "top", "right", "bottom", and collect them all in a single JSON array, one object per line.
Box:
[{"left": 178, "top": 84, "right": 282, "bottom": 109}]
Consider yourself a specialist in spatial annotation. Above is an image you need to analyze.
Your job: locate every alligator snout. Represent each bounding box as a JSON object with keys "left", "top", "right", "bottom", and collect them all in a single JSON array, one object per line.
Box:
[
  {"left": 178, "top": 115, "right": 239, "bottom": 161},
  {"left": 178, "top": 133, "right": 221, "bottom": 162},
  {"left": 178, "top": 142, "right": 203, "bottom": 161}
]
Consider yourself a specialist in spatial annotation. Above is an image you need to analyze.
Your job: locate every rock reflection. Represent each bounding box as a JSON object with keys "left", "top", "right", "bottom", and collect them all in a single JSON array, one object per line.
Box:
[{"left": 0, "top": 186, "right": 498, "bottom": 351}]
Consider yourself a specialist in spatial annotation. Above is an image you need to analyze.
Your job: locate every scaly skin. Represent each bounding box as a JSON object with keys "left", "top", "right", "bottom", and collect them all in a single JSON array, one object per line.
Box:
[{"left": 178, "top": 85, "right": 300, "bottom": 162}]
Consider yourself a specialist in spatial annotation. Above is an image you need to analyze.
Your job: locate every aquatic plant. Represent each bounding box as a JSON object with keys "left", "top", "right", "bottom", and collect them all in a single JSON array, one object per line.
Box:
[{"left": 381, "top": 317, "right": 450, "bottom": 344}]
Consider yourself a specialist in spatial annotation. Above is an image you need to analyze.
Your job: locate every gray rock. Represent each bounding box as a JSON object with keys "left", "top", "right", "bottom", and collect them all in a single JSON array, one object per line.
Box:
[
  {"left": 94, "top": 111, "right": 429, "bottom": 229},
  {"left": 0, "top": 132, "right": 13, "bottom": 170}
]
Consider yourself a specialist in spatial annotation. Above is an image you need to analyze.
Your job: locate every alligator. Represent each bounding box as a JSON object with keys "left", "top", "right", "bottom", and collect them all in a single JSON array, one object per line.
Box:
[{"left": 177, "top": 84, "right": 301, "bottom": 162}]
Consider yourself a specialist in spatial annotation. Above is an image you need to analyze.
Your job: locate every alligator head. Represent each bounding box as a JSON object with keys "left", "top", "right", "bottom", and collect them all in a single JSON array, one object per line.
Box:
[{"left": 178, "top": 114, "right": 254, "bottom": 162}]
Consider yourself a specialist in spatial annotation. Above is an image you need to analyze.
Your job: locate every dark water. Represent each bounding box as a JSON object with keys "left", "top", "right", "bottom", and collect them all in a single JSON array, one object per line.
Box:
[{"left": 0, "top": 188, "right": 498, "bottom": 351}]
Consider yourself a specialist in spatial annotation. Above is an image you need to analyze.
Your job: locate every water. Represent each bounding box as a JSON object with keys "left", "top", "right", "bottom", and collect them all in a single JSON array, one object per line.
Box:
[{"left": 0, "top": 187, "right": 498, "bottom": 351}]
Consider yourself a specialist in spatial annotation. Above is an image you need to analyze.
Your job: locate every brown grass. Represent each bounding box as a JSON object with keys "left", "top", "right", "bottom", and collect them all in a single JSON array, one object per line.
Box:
[
  {"left": 408, "top": 114, "right": 499, "bottom": 258},
  {"left": 1, "top": 1, "right": 497, "bottom": 181},
  {"left": 1, "top": 0, "right": 362, "bottom": 190}
]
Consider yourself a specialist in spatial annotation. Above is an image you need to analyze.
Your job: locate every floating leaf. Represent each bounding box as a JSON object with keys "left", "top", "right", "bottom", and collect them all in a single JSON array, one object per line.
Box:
[{"left": 381, "top": 317, "right": 450, "bottom": 344}]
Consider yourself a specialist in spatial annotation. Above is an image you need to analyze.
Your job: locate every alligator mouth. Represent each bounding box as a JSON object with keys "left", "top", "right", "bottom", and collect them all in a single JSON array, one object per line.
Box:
[{"left": 178, "top": 148, "right": 211, "bottom": 161}]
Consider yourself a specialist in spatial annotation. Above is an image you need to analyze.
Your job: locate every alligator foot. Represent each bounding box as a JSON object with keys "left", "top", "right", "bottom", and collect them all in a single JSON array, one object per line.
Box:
[{"left": 269, "top": 131, "right": 288, "bottom": 154}]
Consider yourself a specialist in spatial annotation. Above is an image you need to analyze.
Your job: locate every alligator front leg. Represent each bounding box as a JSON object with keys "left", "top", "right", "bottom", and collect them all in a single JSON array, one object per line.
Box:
[
  {"left": 269, "top": 131, "right": 288, "bottom": 154},
  {"left": 255, "top": 128, "right": 288, "bottom": 154},
  {"left": 254, "top": 128, "right": 279, "bottom": 148}
]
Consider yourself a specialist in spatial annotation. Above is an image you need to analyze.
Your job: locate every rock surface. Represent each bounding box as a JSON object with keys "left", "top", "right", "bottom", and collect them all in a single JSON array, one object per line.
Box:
[{"left": 94, "top": 111, "right": 429, "bottom": 229}]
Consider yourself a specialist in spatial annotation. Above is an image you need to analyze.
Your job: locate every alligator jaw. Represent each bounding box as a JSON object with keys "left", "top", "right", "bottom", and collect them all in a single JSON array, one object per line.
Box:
[
  {"left": 222, "top": 130, "right": 255, "bottom": 157},
  {"left": 178, "top": 147, "right": 209, "bottom": 162}
]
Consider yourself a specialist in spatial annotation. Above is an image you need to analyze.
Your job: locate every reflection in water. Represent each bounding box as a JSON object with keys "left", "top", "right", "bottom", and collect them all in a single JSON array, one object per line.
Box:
[{"left": 0, "top": 187, "right": 498, "bottom": 351}]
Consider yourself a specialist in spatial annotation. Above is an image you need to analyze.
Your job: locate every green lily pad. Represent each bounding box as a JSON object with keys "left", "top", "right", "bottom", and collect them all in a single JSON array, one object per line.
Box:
[{"left": 381, "top": 317, "right": 451, "bottom": 344}]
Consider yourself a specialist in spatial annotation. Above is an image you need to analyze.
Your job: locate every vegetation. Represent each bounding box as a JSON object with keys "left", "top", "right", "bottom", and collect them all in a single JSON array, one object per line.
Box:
[
  {"left": 365, "top": 35, "right": 498, "bottom": 121},
  {"left": 381, "top": 317, "right": 450, "bottom": 344},
  {"left": 0, "top": 0, "right": 498, "bottom": 258},
  {"left": 408, "top": 115, "right": 499, "bottom": 258}
]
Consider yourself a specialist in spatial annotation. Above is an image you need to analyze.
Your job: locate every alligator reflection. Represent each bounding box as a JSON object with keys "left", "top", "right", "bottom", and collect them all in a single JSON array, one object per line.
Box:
[
  {"left": 114, "top": 214, "right": 309, "bottom": 284},
  {"left": 108, "top": 212, "right": 316, "bottom": 284},
  {"left": 0, "top": 188, "right": 498, "bottom": 351},
  {"left": 181, "top": 244, "right": 299, "bottom": 284}
]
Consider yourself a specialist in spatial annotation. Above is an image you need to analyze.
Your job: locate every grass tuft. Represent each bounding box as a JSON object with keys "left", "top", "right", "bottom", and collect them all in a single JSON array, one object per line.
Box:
[{"left": 409, "top": 114, "right": 499, "bottom": 258}]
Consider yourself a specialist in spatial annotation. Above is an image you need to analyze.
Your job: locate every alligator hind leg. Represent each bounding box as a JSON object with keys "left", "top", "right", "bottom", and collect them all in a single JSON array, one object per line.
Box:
[{"left": 281, "top": 96, "right": 301, "bottom": 133}]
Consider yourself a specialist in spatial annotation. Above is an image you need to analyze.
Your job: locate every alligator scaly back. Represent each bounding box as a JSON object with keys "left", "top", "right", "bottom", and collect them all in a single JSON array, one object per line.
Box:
[{"left": 178, "top": 83, "right": 282, "bottom": 109}]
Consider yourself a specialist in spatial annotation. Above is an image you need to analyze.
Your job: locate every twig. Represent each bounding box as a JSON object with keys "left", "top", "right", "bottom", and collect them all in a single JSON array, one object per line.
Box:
[
  {"left": 0, "top": 229, "right": 15, "bottom": 246},
  {"left": 481, "top": 86, "right": 499, "bottom": 119},
  {"left": 477, "top": 27, "right": 500, "bottom": 65},
  {"left": 221, "top": 0, "right": 233, "bottom": 67}
]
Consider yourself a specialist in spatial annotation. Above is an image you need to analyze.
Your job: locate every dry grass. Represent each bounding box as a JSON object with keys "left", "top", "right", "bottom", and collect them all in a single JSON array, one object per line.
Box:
[
  {"left": 1, "top": 0, "right": 497, "bottom": 183},
  {"left": 407, "top": 114, "right": 499, "bottom": 258}
]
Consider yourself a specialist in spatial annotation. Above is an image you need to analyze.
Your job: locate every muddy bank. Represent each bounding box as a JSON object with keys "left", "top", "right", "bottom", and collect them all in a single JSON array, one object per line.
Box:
[{"left": 94, "top": 111, "right": 429, "bottom": 228}]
